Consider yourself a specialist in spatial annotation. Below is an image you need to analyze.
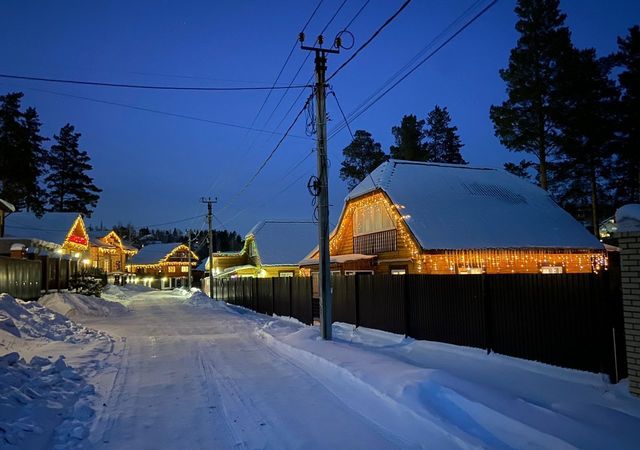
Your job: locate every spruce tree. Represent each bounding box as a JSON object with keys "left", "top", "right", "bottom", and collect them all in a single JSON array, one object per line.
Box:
[
  {"left": 0, "top": 92, "right": 47, "bottom": 214},
  {"left": 45, "top": 124, "right": 101, "bottom": 215},
  {"left": 504, "top": 160, "right": 533, "bottom": 180},
  {"left": 389, "top": 114, "right": 428, "bottom": 161},
  {"left": 339, "top": 130, "right": 388, "bottom": 190},
  {"left": 424, "top": 105, "right": 467, "bottom": 164},
  {"left": 489, "top": 0, "right": 573, "bottom": 190},
  {"left": 612, "top": 25, "right": 640, "bottom": 204},
  {"left": 552, "top": 48, "right": 618, "bottom": 235}
]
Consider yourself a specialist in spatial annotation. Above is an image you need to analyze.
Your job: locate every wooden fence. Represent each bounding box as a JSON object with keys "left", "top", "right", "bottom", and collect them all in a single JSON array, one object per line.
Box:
[
  {"left": 213, "top": 272, "right": 626, "bottom": 382},
  {"left": 0, "top": 256, "right": 42, "bottom": 300}
]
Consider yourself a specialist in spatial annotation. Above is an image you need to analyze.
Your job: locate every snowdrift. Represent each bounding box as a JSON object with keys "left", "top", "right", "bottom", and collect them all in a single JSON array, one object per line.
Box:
[
  {"left": 0, "top": 293, "right": 109, "bottom": 343},
  {"left": 102, "top": 284, "right": 153, "bottom": 302},
  {"left": 40, "top": 292, "right": 128, "bottom": 319},
  {"left": 0, "top": 352, "right": 95, "bottom": 449}
]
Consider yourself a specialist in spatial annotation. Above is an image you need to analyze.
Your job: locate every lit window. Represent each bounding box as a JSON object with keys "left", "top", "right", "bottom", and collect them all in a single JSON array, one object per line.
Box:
[
  {"left": 168, "top": 266, "right": 176, "bottom": 273},
  {"left": 540, "top": 265, "right": 564, "bottom": 274},
  {"left": 390, "top": 268, "right": 406, "bottom": 275},
  {"left": 181, "top": 266, "right": 189, "bottom": 273},
  {"left": 279, "top": 271, "right": 294, "bottom": 277},
  {"left": 353, "top": 202, "right": 395, "bottom": 236}
]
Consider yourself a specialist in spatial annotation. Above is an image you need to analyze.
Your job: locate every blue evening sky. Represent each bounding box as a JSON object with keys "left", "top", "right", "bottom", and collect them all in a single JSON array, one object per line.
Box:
[{"left": 1, "top": 1, "right": 639, "bottom": 235}]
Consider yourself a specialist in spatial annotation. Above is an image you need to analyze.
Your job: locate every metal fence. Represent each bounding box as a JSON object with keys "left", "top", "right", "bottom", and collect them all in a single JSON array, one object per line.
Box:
[
  {"left": 212, "top": 272, "right": 626, "bottom": 382},
  {"left": 0, "top": 256, "right": 42, "bottom": 300}
]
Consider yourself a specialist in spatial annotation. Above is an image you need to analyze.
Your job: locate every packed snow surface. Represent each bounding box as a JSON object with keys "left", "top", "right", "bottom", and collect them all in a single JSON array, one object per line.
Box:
[
  {"left": 40, "top": 292, "right": 128, "bottom": 319},
  {"left": 3, "top": 287, "right": 640, "bottom": 449}
]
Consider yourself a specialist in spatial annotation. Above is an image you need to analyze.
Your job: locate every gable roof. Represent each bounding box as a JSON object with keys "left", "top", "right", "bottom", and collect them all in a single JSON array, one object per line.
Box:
[
  {"left": 345, "top": 160, "right": 603, "bottom": 250},
  {"left": 4, "top": 212, "right": 83, "bottom": 245},
  {"left": 127, "top": 242, "right": 194, "bottom": 265},
  {"left": 248, "top": 220, "right": 318, "bottom": 265}
]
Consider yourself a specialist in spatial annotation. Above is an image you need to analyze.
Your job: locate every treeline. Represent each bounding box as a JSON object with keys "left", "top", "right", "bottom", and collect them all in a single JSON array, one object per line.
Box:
[
  {"left": 0, "top": 92, "right": 101, "bottom": 216},
  {"left": 339, "top": 0, "right": 639, "bottom": 235},
  {"left": 94, "top": 224, "right": 244, "bottom": 254},
  {"left": 340, "top": 105, "right": 465, "bottom": 190}
]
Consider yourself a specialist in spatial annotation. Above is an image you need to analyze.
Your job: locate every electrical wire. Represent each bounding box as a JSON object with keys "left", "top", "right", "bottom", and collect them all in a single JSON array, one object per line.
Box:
[
  {"left": 0, "top": 73, "right": 311, "bottom": 91},
  {"left": 327, "top": 0, "right": 413, "bottom": 82},
  {"left": 329, "top": 0, "right": 497, "bottom": 139}
]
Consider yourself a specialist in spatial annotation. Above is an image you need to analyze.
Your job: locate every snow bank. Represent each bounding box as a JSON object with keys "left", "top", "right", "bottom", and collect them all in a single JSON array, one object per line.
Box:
[
  {"left": 0, "top": 352, "right": 95, "bottom": 449},
  {"left": 616, "top": 204, "right": 640, "bottom": 232},
  {"left": 40, "top": 292, "right": 128, "bottom": 319},
  {"left": 255, "top": 319, "right": 640, "bottom": 449},
  {"left": 177, "top": 288, "right": 217, "bottom": 308},
  {"left": 101, "top": 284, "right": 153, "bottom": 302},
  {"left": 0, "top": 294, "right": 109, "bottom": 343}
]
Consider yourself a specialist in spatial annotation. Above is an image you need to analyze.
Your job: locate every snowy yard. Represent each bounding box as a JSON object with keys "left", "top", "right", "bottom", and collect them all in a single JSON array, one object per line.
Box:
[{"left": 2, "top": 286, "right": 640, "bottom": 449}]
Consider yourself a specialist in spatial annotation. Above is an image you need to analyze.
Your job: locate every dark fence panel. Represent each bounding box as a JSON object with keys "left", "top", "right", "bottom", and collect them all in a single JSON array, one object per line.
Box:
[
  {"left": 59, "top": 260, "right": 69, "bottom": 290},
  {"left": 357, "top": 275, "right": 405, "bottom": 335},
  {"left": 0, "top": 256, "right": 41, "bottom": 300},
  {"left": 407, "top": 275, "right": 486, "bottom": 349},
  {"left": 256, "top": 278, "right": 274, "bottom": 316},
  {"left": 273, "top": 278, "right": 292, "bottom": 317},
  {"left": 488, "top": 274, "right": 606, "bottom": 373},
  {"left": 291, "top": 277, "right": 313, "bottom": 325},
  {"left": 332, "top": 275, "right": 357, "bottom": 325}
]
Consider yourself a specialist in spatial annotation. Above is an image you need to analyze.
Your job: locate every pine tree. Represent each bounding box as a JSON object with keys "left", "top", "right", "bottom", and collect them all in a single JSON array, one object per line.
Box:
[
  {"left": 0, "top": 92, "right": 48, "bottom": 214},
  {"left": 504, "top": 160, "right": 534, "bottom": 180},
  {"left": 339, "top": 130, "right": 388, "bottom": 190},
  {"left": 424, "top": 105, "right": 467, "bottom": 164},
  {"left": 389, "top": 114, "right": 428, "bottom": 161},
  {"left": 489, "top": 0, "right": 573, "bottom": 190},
  {"left": 552, "top": 48, "right": 618, "bottom": 235},
  {"left": 45, "top": 124, "right": 101, "bottom": 215},
  {"left": 612, "top": 25, "right": 640, "bottom": 204}
]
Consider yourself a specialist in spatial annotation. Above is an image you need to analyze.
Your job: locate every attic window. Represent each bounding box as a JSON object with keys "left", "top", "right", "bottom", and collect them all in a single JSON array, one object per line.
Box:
[{"left": 462, "top": 182, "right": 527, "bottom": 204}]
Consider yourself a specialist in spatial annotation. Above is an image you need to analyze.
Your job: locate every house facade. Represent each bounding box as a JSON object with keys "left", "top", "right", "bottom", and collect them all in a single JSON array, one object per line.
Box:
[
  {"left": 126, "top": 243, "right": 198, "bottom": 289},
  {"left": 301, "top": 160, "right": 606, "bottom": 276},
  {"left": 206, "top": 221, "right": 317, "bottom": 278},
  {"left": 88, "top": 230, "right": 138, "bottom": 282}
]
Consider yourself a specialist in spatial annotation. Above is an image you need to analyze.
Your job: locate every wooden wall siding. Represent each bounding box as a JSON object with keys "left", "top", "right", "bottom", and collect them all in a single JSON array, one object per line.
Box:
[{"left": 212, "top": 254, "right": 247, "bottom": 272}]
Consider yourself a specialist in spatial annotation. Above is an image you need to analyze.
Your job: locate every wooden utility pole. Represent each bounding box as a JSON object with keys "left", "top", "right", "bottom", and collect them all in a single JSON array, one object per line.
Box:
[
  {"left": 201, "top": 197, "right": 217, "bottom": 299},
  {"left": 187, "top": 231, "right": 192, "bottom": 290},
  {"left": 301, "top": 34, "right": 339, "bottom": 340}
]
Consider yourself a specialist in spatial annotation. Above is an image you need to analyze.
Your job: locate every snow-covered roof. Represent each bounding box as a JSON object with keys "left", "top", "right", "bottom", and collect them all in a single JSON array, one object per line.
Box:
[
  {"left": 248, "top": 221, "right": 318, "bottom": 265},
  {"left": 346, "top": 160, "right": 603, "bottom": 250},
  {"left": 4, "top": 212, "right": 82, "bottom": 245},
  {"left": 615, "top": 204, "right": 640, "bottom": 233},
  {"left": 128, "top": 243, "right": 186, "bottom": 265},
  {"left": 0, "top": 198, "right": 15, "bottom": 212}
]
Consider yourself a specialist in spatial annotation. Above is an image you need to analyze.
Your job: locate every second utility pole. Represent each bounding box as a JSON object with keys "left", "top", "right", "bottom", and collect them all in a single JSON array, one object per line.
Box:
[
  {"left": 201, "top": 197, "right": 217, "bottom": 300},
  {"left": 301, "top": 34, "right": 339, "bottom": 340}
]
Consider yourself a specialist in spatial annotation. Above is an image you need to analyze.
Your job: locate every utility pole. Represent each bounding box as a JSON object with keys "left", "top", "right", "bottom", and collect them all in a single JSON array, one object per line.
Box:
[
  {"left": 301, "top": 33, "right": 340, "bottom": 340},
  {"left": 201, "top": 197, "right": 217, "bottom": 299},
  {"left": 187, "top": 231, "right": 192, "bottom": 290}
]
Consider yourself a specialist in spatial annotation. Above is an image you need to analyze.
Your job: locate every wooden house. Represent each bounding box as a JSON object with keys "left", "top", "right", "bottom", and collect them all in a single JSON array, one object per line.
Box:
[
  {"left": 88, "top": 230, "right": 138, "bottom": 282},
  {"left": 126, "top": 243, "right": 198, "bottom": 289},
  {"left": 300, "top": 160, "right": 606, "bottom": 276},
  {"left": 0, "top": 198, "right": 15, "bottom": 238},
  {"left": 206, "top": 221, "right": 317, "bottom": 278}
]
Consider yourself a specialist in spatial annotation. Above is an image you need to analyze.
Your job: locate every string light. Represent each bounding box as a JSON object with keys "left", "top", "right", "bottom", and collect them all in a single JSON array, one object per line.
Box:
[{"left": 308, "top": 190, "right": 608, "bottom": 275}]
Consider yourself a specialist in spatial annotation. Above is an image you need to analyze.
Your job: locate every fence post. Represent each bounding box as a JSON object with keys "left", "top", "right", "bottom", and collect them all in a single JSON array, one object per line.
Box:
[
  {"left": 404, "top": 274, "right": 410, "bottom": 337},
  {"left": 288, "top": 278, "right": 293, "bottom": 319},
  {"left": 482, "top": 274, "right": 493, "bottom": 354},
  {"left": 354, "top": 274, "right": 360, "bottom": 328}
]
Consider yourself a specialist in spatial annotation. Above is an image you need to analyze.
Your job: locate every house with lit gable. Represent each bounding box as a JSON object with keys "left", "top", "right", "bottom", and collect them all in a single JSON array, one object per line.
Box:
[
  {"left": 126, "top": 242, "right": 198, "bottom": 289},
  {"left": 203, "top": 220, "right": 317, "bottom": 278},
  {"left": 300, "top": 160, "right": 606, "bottom": 276}
]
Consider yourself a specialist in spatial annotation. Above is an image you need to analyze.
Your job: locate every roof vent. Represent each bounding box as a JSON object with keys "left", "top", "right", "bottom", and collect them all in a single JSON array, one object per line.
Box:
[{"left": 462, "top": 182, "right": 527, "bottom": 204}]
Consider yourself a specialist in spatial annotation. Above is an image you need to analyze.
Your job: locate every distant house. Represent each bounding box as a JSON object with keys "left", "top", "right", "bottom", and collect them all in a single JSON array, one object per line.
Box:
[
  {"left": 126, "top": 243, "right": 198, "bottom": 289},
  {"left": 88, "top": 230, "right": 138, "bottom": 283},
  {"left": 301, "top": 160, "right": 606, "bottom": 276},
  {"left": 206, "top": 220, "right": 317, "bottom": 278}
]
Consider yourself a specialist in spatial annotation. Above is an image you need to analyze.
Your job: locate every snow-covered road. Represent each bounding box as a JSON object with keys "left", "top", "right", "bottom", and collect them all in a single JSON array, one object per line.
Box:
[{"left": 84, "top": 291, "right": 405, "bottom": 449}]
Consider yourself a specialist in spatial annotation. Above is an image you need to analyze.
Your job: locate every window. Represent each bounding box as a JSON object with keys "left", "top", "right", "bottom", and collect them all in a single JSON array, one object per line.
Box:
[
  {"left": 168, "top": 266, "right": 176, "bottom": 273},
  {"left": 344, "top": 270, "right": 374, "bottom": 276},
  {"left": 279, "top": 271, "right": 294, "bottom": 277},
  {"left": 457, "top": 266, "right": 485, "bottom": 275},
  {"left": 540, "top": 265, "right": 564, "bottom": 274},
  {"left": 353, "top": 202, "right": 395, "bottom": 236},
  {"left": 181, "top": 266, "right": 190, "bottom": 273},
  {"left": 390, "top": 266, "right": 407, "bottom": 275}
]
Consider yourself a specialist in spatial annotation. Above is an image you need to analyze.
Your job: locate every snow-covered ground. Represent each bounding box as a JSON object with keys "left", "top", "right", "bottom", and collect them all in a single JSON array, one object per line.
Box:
[{"left": 2, "top": 286, "right": 640, "bottom": 449}]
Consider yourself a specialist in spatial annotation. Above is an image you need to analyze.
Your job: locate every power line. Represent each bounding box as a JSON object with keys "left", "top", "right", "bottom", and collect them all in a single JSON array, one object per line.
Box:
[
  {"left": 329, "top": 0, "right": 497, "bottom": 138},
  {"left": 327, "top": 0, "right": 413, "bottom": 82},
  {"left": 342, "top": 0, "right": 371, "bottom": 32},
  {"left": 12, "top": 85, "right": 312, "bottom": 140},
  {"left": 0, "top": 73, "right": 311, "bottom": 91}
]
